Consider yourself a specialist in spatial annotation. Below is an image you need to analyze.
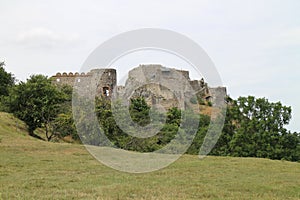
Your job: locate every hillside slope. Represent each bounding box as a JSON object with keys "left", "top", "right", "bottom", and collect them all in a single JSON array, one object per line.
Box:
[{"left": 0, "top": 112, "right": 299, "bottom": 200}]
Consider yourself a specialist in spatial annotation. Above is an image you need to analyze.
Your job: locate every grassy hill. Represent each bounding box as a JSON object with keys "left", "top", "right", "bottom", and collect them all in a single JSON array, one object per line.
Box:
[{"left": 0, "top": 112, "right": 299, "bottom": 200}]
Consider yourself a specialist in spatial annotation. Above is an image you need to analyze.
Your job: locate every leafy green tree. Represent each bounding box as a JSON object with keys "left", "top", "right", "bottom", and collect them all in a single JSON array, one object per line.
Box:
[
  {"left": 166, "top": 107, "right": 181, "bottom": 126},
  {"left": 229, "top": 96, "right": 292, "bottom": 158},
  {"left": 185, "top": 113, "right": 210, "bottom": 154},
  {"left": 95, "top": 97, "right": 118, "bottom": 143},
  {"left": 54, "top": 85, "right": 80, "bottom": 140},
  {"left": 129, "top": 97, "right": 150, "bottom": 126},
  {"left": 94, "top": 97, "right": 185, "bottom": 152},
  {"left": 0, "top": 62, "right": 15, "bottom": 111},
  {"left": 9, "top": 75, "right": 66, "bottom": 140},
  {"left": 209, "top": 104, "right": 238, "bottom": 156},
  {"left": 0, "top": 61, "right": 15, "bottom": 97},
  {"left": 211, "top": 96, "right": 299, "bottom": 161},
  {"left": 52, "top": 113, "right": 78, "bottom": 141}
]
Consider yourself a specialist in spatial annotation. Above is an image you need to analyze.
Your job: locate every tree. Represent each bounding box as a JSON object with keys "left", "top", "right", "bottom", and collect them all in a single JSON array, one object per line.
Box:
[
  {"left": 52, "top": 113, "right": 78, "bottom": 141},
  {"left": 94, "top": 97, "right": 186, "bottom": 152},
  {"left": 9, "top": 75, "right": 65, "bottom": 140},
  {"left": 211, "top": 96, "right": 299, "bottom": 161},
  {"left": 0, "top": 62, "right": 15, "bottom": 111},
  {"left": 229, "top": 96, "right": 292, "bottom": 158},
  {"left": 0, "top": 61, "right": 15, "bottom": 97},
  {"left": 51, "top": 85, "right": 79, "bottom": 141},
  {"left": 129, "top": 97, "right": 150, "bottom": 126}
]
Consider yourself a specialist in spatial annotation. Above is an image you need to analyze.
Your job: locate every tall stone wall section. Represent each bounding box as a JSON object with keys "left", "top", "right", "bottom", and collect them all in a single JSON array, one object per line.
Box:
[
  {"left": 51, "top": 69, "right": 116, "bottom": 97},
  {"left": 119, "top": 64, "right": 219, "bottom": 109},
  {"left": 208, "top": 87, "right": 227, "bottom": 106}
]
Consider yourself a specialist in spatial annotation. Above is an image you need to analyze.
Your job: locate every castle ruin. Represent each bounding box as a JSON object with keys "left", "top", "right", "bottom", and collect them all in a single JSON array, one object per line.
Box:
[{"left": 51, "top": 65, "right": 226, "bottom": 107}]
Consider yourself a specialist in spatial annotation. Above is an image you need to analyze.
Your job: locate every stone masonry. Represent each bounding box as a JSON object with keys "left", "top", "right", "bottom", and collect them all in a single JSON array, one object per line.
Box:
[
  {"left": 51, "top": 65, "right": 226, "bottom": 107},
  {"left": 51, "top": 69, "right": 116, "bottom": 98}
]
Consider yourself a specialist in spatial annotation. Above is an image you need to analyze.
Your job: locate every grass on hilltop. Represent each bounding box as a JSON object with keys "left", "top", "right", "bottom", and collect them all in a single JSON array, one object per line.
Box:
[{"left": 0, "top": 112, "right": 299, "bottom": 200}]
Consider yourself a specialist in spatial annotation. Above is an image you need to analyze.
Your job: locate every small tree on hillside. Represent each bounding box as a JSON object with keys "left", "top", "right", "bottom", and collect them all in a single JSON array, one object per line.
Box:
[{"left": 9, "top": 75, "right": 66, "bottom": 141}]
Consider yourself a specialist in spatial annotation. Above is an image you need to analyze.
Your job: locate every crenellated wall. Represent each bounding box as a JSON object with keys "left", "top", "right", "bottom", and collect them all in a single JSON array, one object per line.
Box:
[{"left": 51, "top": 69, "right": 117, "bottom": 97}]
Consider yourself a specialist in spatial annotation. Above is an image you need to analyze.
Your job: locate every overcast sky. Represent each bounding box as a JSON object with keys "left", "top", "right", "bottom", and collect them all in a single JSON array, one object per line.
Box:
[{"left": 0, "top": 0, "right": 299, "bottom": 131}]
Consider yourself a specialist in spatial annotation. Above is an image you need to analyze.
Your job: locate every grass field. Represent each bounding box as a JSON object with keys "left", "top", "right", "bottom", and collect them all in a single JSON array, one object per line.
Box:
[{"left": 0, "top": 112, "right": 299, "bottom": 199}]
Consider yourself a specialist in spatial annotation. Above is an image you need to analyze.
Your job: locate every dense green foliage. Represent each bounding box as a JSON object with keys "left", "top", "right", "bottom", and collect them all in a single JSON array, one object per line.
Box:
[
  {"left": 0, "top": 62, "right": 15, "bottom": 97},
  {"left": 50, "top": 85, "right": 79, "bottom": 141},
  {"left": 210, "top": 96, "right": 300, "bottom": 161},
  {"left": 8, "top": 75, "right": 65, "bottom": 140},
  {"left": 7, "top": 75, "right": 77, "bottom": 141},
  {"left": 129, "top": 97, "right": 151, "bottom": 126},
  {"left": 95, "top": 97, "right": 185, "bottom": 152},
  {"left": 0, "top": 62, "right": 15, "bottom": 111},
  {"left": 93, "top": 95, "right": 299, "bottom": 161}
]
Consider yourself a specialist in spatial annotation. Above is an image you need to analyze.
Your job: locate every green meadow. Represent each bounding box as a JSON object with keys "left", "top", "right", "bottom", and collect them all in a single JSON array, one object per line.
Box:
[{"left": 0, "top": 112, "right": 299, "bottom": 200}]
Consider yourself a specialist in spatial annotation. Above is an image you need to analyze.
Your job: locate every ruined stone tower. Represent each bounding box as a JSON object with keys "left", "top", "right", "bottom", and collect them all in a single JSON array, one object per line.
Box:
[{"left": 117, "top": 64, "right": 226, "bottom": 107}]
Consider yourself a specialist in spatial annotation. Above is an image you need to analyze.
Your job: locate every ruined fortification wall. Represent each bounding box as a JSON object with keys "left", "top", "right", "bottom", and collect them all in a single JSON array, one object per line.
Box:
[
  {"left": 51, "top": 69, "right": 117, "bottom": 97},
  {"left": 208, "top": 87, "right": 227, "bottom": 106},
  {"left": 51, "top": 65, "right": 226, "bottom": 107},
  {"left": 88, "top": 69, "right": 117, "bottom": 96},
  {"left": 51, "top": 72, "right": 88, "bottom": 86},
  {"left": 119, "top": 65, "right": 215, "bottom": 110}
]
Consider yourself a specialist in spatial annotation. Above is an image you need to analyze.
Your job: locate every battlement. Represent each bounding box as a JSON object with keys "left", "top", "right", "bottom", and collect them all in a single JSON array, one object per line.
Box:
[
  {"left": 52, "top": 68, "right": 116, "bottom": 78},
  {"left": 52, "top": 72, "right": 88, "bottom": 77},
  {"left": 51, "top": 68, "right": 117, "bottom": 97}
]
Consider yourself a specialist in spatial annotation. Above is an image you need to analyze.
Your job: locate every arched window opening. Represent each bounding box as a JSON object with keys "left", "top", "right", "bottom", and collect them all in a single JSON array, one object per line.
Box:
[{"left": 103, "top": 87, "right": 110, "bottom": 96}]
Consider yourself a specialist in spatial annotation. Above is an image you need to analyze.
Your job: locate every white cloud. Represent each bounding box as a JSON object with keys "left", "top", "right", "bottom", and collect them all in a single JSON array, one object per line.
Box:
[{"left": 16, "top": 27, "right": 80, "bottom": 49}]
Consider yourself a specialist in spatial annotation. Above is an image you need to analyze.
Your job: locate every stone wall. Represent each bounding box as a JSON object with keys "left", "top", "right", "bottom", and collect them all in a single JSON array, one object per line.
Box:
[
  {"left": 51, "top": 68, "right": 117, "bottom": 97},
  {"left": 208, "top": 87, "right": 227, "bottom": 106},
  {"left": 117, "top": 64, "right": 219, "bottom": 110},
  {"left": 50, "top": 65, "right": 227, "bottom": 108}
]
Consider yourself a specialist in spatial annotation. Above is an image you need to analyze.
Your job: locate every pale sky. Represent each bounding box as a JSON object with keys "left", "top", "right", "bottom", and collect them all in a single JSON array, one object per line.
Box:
[{"left": 0, "top": 0, "right": 299, "bottom": 131}]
